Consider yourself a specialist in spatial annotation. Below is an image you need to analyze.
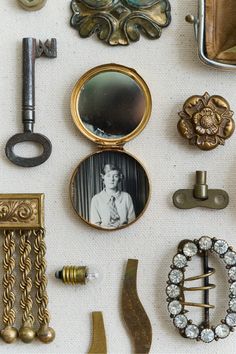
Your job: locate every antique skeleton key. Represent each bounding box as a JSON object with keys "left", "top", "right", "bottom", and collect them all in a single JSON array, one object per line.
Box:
[{"left": 5, "top": 38, "right": 57, "bottom": 167}]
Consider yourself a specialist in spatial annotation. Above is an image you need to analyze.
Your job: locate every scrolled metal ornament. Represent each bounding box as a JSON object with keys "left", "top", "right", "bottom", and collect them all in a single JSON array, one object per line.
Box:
[
  {"left": 70, "top": 0, "right": 171, "bottom": 46},
  {"left": 178, "top": 92, "right": 235, "bottom": 151},
  {"left": 166, "top": 236, "right": 236, "bottom": 343}
]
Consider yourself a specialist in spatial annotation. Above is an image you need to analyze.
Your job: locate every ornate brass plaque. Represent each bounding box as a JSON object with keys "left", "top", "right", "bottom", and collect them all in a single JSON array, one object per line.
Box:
[
  {"left": 70, "top": 0, "right": 171, "bottom": 46},
  {"left": 0, "top": 194, "right": 44, "bottom": 229}
]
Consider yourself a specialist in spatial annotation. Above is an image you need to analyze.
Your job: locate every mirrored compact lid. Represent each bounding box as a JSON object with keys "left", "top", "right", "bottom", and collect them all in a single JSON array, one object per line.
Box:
[
  {"left": 186, "top": 0, "right": 236, "bottom": 69},
  {"left": 71, "top": 64, "right": 152, "bottom": 146}
]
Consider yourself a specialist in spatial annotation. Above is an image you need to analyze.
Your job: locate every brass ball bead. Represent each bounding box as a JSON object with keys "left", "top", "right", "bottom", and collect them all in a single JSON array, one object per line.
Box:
[
  {"left": 19, "top": 326, "right": 35, "bottom": 343},
  {"left": 185, "top": 14, "right": 195, "bottom": 24},
  {"left": 1, "top": 326, "right": 18, "bottom": 344},
  {"left": 37, "top": 326, "right": 56, "bottom": 343}
]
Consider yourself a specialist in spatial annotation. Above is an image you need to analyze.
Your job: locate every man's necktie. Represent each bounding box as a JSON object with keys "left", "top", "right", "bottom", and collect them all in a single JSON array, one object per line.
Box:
[{"left": 109, "top": 196, "right": 120, "bottom": 225}]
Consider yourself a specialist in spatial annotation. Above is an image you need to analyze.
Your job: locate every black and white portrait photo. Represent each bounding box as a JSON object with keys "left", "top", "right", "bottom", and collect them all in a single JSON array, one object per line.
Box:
[{"left": 70, "top": 150, "right": 150, "bottom": 230}]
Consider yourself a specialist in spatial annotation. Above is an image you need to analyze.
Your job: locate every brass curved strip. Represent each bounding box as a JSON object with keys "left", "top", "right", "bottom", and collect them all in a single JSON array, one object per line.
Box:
[
  {"left": 122, "top": 259, "right": 152, "bottom": 354},
  {"left": 183, "top": 284, "right": 216, "bottom": 291},
  {"left": 88, "top": 312, "right": 107, "bottom": 354},
  {"left": 185, "top": 268, "right": 215, "bottom": 281},
  {"left": 180, "top": 301, "right": 215, "bottom": 309}
]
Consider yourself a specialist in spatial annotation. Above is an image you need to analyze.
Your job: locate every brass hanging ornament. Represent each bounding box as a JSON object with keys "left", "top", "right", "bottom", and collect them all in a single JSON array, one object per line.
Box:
[{"left": 0, "top": 194, "right": 55, "bottom": 344}]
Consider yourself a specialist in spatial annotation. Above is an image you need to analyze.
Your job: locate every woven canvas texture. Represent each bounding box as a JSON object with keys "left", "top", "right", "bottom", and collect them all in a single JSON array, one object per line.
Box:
[{"left": 0, "top": 0, "right": 236, "bottom": 353}]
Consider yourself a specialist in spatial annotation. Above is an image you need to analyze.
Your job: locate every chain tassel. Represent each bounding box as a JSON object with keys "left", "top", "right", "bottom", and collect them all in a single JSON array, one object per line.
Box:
[
  {"left": 18, "top": 230, "right": 35, "bottom": 343},
  {"left": 0, "top": 228, "right": 54, "bottom": 344},
  {"left": 1, "top": 230, "right": 18, "bottom": 343},
  {"left": 34, "top": 229, "right": 55, "bottom": 343}
]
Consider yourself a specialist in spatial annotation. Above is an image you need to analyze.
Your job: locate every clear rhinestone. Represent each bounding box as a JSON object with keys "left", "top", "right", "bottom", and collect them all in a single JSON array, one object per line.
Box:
[
  {"left": 199, "top": 236, "right": 213, "bottom": 251},
  {"left": 173, "top": 254, "right": 187, "bottom": 268},
  {"left": 166, "top": 284, "right": 180, "bottom": 298},
  {"left": 229, "top": 298, "right": 236, "bottom": 312},
  {"left": 169, "top": 269, "right": 183, "bottom": 284},
  {"left": 200, "top": 328, "right": 215, "bottom": 343},
  {"left": 174, "top": 314, "right": 188, "bottom": 329},
  {"left": 215, "top": 324, "right": 230, "bottom": 339},
  {"left": 185, "top": 324, "right": 199, "bottom": 339},
  {"left": 183, "top": 242, "right": 198, "bottom": 257},
  {"left": 226, "top": 313, "right": 236, "bottom": 327},
  {"left": 224, "top": 251, "right": 236, "bottom": 266},
  {"left": 230, "top": 282, "right": 236, "bottom": 296},
  {"left": 214, "top": 240, "right": 228, "bottom": 255},
  {"left": 229, "top": 267, "right": 236, "bottom": 281},
  {"left": 168, "top": 300, "right": 182, "bottom": 315}
]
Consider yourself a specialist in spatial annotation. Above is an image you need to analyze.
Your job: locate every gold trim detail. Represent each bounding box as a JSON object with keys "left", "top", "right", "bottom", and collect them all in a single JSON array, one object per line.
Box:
[{"left": 71, "top": 64, "right": 152, "bottom": 147}]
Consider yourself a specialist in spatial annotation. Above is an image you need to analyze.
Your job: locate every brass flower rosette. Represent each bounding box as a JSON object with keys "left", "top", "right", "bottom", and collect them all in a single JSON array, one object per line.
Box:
[{"left": 177, "top": 92, "right": 235, "bottom": 151}]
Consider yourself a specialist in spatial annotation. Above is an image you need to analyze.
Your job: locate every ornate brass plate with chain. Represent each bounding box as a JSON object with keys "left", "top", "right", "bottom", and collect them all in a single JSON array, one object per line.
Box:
[{"left": 0, "top": 194, "right": 55, "bottom": 344}]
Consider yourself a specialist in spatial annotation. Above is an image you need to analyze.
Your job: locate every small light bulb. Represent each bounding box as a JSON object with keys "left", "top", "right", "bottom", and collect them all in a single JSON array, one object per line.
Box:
[{"left": 55, "top": 265, "right": 100, "bottom": 285}]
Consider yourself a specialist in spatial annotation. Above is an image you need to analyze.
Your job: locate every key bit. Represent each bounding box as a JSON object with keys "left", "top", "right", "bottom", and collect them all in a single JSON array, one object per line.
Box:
[
  {"left": 173, "top": 171, "right": 229, "bottom": 209},
  {"left": 5, "top": 38, "right": 57, "bottom": 167}
]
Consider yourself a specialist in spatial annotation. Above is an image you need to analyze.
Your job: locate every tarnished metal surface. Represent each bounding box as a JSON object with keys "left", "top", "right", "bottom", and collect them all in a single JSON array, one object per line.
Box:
[
  {"left": 88, "top": 312, "right": 107, "bottom": 354},
  {"left": 173, "top": 171, "right": 229, "bottom": 209},
  {"left": 122, "top": 259, "right": 152, "bottom": 353},
  {"left": 70, "top": 0, "right": 171, "bottom": 46},
  {"left": 5, "top": 38, "right": 57, "bottom": 167}
]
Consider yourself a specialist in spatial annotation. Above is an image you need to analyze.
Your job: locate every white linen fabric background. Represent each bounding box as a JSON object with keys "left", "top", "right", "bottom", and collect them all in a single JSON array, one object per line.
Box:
[{"left": 0, "top": 0, "right": 236, "bottom": 353}]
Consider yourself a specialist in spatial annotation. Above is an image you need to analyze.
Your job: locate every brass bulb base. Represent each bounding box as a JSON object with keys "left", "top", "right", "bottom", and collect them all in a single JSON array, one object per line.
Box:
[{"left": 55, "top": 266, "right": 88, "bottom": 285}]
